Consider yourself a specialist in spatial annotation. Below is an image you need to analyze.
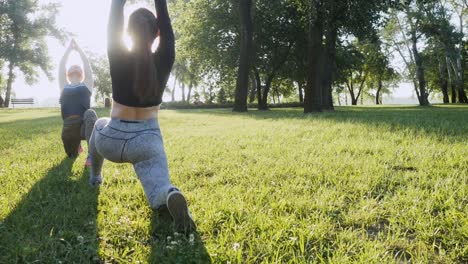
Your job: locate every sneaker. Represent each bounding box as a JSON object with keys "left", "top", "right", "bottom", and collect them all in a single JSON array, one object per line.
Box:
[
  {"left": 89, "top": 175, "right": 102, "bottom": 186},
  {"left": 166, "top": 189, "right": 196, "bottom": 233},
  {"left": 85, "top": 155, "right": 92, "bottom": 167}
]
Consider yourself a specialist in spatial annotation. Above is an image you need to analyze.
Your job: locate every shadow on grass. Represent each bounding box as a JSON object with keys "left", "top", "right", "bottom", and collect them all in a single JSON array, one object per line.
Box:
[
  {"left": 0, "top": 116, "right": 62, "bottom": 151},
  {"left": 172, "top": 105, "right": 468, "bottom": 141},
  {"left": 147, "top": 208, "right": 211, "bottom": 263},
  {"left": 0, "top": 158, "right": 100, "bottom": 263}
]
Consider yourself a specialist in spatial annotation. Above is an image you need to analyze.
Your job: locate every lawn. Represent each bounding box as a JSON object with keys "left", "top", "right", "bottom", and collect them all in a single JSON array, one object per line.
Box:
[{"left": 0, "top": 106, "right": 467, "bottom": 263}]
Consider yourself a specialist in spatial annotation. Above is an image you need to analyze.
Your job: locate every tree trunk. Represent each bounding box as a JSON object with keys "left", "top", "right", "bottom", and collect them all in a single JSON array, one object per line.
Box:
[
  {"left": 447, "top": 58, "right": 457, "bottom": 103},
  {"left": 304, "top": 2, "right": 323, "bottom": 113},
  {"left": 438, "top": 60, "right": 449, "bottom": 104},
  {"left": 298, "top": 81, "right": 304, "bottom": 103},
  {"left": 0, "top": 95, "right": 4, "bottom": 107},
  {"left": 171, "top": 75, "right": 177, "bottom": 102},
  {"left": 322, "top": 27, "right": 337, "bottom": 111},
  {"left": 259, "top": 81, "right": 272, "bottom": 110},
  {"left": 4, "top": 62, "right": 15, "bottom": 108},
  {"left": 276, "top": 88, "right": 280, "bottom": 104},
  {"left": 451, "top": 82, "right": 457, "bottom": 103},
  {"left": 181, "top": 83, "right": 186, "bottom": 102},
  {"left": 412, "top": 35, "right": 429, "bottom": 106},
  {"left": 376, "top": 80, "right": 383, "bottom": 105},
  {"left": 254, "top": 68, "right": 264, "bottom": 110},
  {"left": 187, "top": 80, "right": 193, "bottom": 103},
  {"left": 346, "top": 82, "right": 358, "bottom": 106},
  {"left": 249, "top": 73, "right": 257, "bottom": 103},
  {"left": 456, "top": 60, "right": 467, "bottom": 103},
  {"left": 345, "top": 90, "right": 348, "bottom": 105},
  {"left": 233, "top": 0, "right": 253, "bottom": 112}
]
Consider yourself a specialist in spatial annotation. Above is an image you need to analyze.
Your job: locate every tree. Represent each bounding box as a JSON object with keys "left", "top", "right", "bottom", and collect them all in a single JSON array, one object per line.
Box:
[
  {"left": 421, "top": 0, "right": 468, "bottom": 103},
  {"left": 384, "top": 2, "right": 433, "bottom": 106},
  {"left": 0, "top": 0, "right": 65, "bottom": 107},
  {"left": 233, "top": 0, "right": 253, "bottom": 112},
  {"left": 365, "top": 40, "right": 399, "bottom": 105},
  {"left": 253, "top": 0, "right": 299, "bottom": 110},
  {"left": 88, "top": 52, "right": 112, "bottom": 104},
  {"left": 335, "top": 42, "right": 367, "bottom": 106},
  {"left": 303, "top": 0, "right": 397, "bottom": 112}
]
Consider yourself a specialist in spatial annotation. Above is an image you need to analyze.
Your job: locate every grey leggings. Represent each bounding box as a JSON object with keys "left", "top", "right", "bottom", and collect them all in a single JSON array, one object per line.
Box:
[{"left": 89, "top": 118, "right": 176, "bottom": 209}]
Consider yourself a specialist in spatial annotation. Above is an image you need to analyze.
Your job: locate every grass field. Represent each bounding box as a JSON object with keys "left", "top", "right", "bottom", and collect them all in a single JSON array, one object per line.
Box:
[{"left": 0, "top": 106, "right": 467, "bottom": 263}]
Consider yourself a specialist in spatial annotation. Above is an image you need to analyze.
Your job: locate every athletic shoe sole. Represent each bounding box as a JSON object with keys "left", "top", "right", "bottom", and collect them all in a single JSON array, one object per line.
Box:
[{"left": 167, "top": 191, "right": 196, "bottom": 233}]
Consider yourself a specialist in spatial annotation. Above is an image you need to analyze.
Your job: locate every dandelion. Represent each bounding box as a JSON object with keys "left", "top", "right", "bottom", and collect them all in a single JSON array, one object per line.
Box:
[{"left": 233, "top": 242, "right": 241, "bottom": 251}]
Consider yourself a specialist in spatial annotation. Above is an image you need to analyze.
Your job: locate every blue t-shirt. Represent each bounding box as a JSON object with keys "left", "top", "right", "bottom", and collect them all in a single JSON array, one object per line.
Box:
[{"left": 60, "top": 83, "right": 91, "bottom": 120}]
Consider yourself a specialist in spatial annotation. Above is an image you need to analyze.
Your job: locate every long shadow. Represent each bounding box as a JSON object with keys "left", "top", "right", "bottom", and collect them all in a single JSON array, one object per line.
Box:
[
  {"left": 0, "top": 158, "right": 100, "bottom": 263},
  {"left": 0, "top": 116, "right": 62, "bottom": 151},
  {"left": 172, "top": 105, "right": 468, "bottom": 141},
  {"left": 148, "top": 208, "right": 212, "bottom": 263}
]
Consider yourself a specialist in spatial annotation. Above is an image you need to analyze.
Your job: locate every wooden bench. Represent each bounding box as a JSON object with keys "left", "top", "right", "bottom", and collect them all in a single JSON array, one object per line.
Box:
[{"left": 11, "top": 98, "right": 34, "bottom": 108}]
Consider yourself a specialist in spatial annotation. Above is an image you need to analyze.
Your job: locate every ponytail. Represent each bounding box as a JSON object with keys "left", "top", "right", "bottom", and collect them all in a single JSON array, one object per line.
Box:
[{"left": 129, "top": 9, "right": 159, "bottom": 104}]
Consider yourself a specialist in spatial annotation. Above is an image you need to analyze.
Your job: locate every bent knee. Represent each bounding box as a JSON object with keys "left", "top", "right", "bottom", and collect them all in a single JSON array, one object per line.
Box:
[
  {"left": 84, "top": 109, "right": 98, "bottom": 122},
  {"left": 94, "top": 118, "right": 111, "bottom": 131}
]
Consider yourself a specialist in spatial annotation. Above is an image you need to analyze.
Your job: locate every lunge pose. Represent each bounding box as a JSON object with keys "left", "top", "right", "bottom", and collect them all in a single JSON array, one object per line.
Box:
[
  {"left": 89, "top": 0, "right": 195, "bottom": 232},
  {"left": 59, "top": 39, "right": 98, "bottom": 166}
]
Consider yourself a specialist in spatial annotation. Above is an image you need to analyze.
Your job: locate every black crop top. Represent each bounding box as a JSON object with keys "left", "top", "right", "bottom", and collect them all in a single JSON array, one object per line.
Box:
[{"left": 108, "top": 0, "right": 175, "bottom": 107}]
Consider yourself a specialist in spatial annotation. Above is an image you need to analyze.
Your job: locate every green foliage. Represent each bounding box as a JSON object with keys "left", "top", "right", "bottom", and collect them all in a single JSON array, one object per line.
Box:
[
  {"left": 0, "top": 0, "right": 65, "bottom": 107},
  {"left": 87, "top": 52, "right": 112, "bottom": 104},
  {"left": 0, "top": 0, "right": 65, "bottom": 81}
]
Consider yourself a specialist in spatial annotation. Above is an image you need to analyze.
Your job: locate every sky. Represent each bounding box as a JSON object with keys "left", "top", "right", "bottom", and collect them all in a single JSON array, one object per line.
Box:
[{"left": 12, "top": 0, "right": 421, "bottom": 107}]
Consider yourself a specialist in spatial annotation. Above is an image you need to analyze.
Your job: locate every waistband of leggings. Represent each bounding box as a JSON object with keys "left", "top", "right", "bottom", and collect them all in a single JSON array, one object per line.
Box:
[
  {"left": 63, "top": 116, "right": 83, "bottom": 125},
  {"left": 108, "top": 118, "right": 160, "bottom": 132}
]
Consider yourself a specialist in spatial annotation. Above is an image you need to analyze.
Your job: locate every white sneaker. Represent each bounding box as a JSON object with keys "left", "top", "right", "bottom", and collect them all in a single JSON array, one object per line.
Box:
[{"left": 166, "top": 190, "right": 196, "bottom": 233}]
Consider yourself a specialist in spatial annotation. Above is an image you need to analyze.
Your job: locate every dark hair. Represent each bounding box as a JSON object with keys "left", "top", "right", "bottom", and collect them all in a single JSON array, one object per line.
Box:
[{"left": 128, "top": 8, "right": 159, "bottom": 103}]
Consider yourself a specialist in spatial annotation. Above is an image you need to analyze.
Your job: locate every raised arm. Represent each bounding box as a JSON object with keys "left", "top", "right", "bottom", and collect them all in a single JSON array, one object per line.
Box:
[
  {"left": 154, "top": 0, "right": 175, "bottom": 75},
  {"left": 74, "top": 41, "right": 94, "bottom": 92},
  {"left": 58, "top": 44, "right": 73, "bottom": 92},
  {"left": 108, "top": 0, "right": 127, "bottom": 56}
]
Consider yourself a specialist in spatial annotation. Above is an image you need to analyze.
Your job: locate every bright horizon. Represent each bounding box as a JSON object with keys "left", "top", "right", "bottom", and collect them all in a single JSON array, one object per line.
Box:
[{"left": 11, "top": 0, "right": 421, "bottom": 107}]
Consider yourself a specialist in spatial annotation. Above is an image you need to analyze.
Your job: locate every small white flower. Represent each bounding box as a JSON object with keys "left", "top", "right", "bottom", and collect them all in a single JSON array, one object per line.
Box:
[
  {"left": 174, "top": 232, "right": 181, "bottom": 237},
  {"left": 167, "top": 236, "right": 172, "bottom": 241},
  {"left": 77, "top": 235, "right": 84, "bottom": 243},
  {"left": 289, "top": 237, "right": 298, "bottom": 242},
  {"left": 170, "top": 240, "right": 179, "bottom": 245},
  {"left": 189, "top": 234, "right": 195, "bottom": 243},
  {"left": 232, "top": 242, "right": 241, "bottom": 251}
]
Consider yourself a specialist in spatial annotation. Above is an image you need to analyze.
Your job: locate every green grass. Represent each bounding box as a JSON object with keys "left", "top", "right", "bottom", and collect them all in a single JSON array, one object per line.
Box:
[{"left": 0, "top": 105, "right": 467, "bottom": 263}]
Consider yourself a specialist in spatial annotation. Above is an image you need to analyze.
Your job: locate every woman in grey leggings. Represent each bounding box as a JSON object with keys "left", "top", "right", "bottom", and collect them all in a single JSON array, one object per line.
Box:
[{"left": 89, "top": 0, "right": 194, "bottom": 233}]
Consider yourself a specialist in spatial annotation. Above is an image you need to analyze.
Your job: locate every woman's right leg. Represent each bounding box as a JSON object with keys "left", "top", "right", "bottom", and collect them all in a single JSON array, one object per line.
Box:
[{"left": 128, "top": 126, "right": 195, "bottom": 232}]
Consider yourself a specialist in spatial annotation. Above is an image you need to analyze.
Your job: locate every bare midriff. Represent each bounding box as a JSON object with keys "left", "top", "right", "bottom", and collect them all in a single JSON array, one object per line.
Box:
[{"left": 111, "top": 101, "right": 160, "bottom": 121}]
